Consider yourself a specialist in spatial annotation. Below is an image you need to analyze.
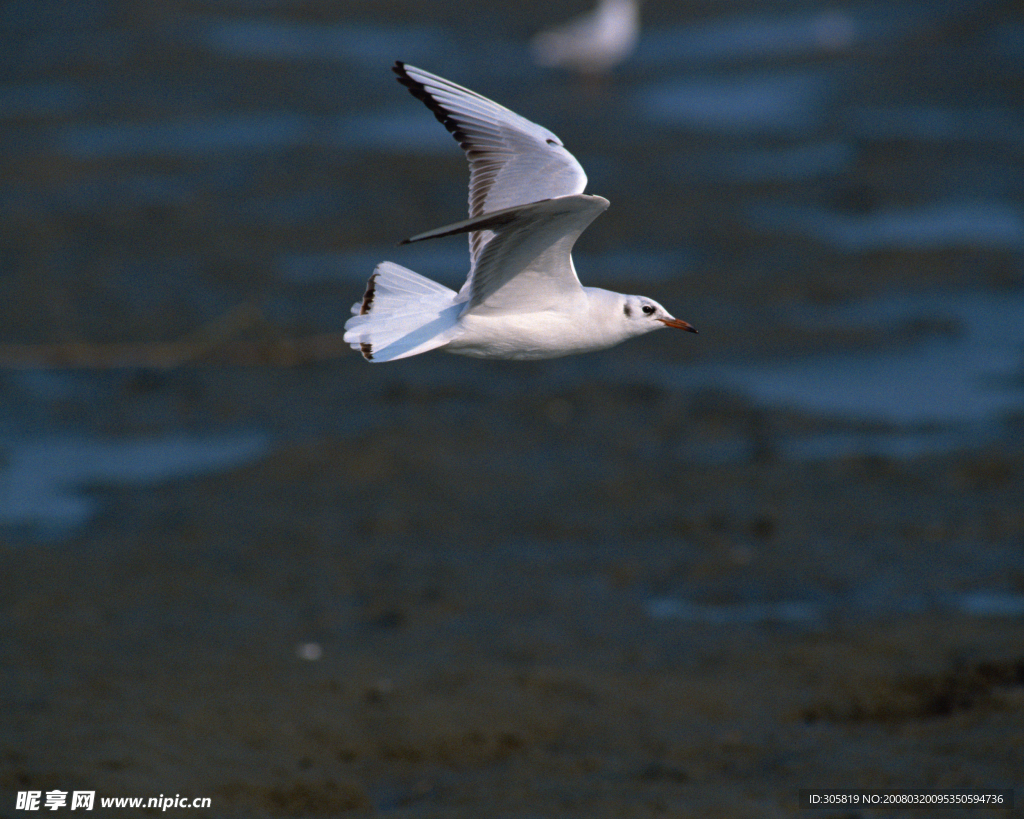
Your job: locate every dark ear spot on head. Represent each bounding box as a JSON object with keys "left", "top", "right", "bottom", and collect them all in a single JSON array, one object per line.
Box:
[{"left": 623, "top": 303, "right": 632, "bottom": 318}]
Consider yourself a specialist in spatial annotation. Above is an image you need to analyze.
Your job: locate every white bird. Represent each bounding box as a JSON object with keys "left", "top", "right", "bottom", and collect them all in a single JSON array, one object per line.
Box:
[
  {"left": 343, "top": 62, "right": 695, "bottom": 363},
  {"left": 531, "top": 0, "right": 640, "bottom": 76}
]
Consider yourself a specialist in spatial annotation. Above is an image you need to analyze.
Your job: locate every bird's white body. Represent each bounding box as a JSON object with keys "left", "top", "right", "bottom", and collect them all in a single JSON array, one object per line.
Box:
[
  {"left": 343, "top": 63, "right": 695, "bottom": 363},
  {"left": 450, "top": 287, "right": 653, "bottom": 360}
]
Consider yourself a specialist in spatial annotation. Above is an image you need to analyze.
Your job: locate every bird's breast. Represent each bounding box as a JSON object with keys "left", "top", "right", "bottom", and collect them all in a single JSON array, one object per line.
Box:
[{"left": 447, "top": 308, "right": 621, "bottom": 360}]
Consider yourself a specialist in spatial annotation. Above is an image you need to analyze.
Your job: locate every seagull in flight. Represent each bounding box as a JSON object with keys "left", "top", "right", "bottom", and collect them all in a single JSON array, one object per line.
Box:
[{"left": 343, "top": 62, "right": 696, "bottom": 362}]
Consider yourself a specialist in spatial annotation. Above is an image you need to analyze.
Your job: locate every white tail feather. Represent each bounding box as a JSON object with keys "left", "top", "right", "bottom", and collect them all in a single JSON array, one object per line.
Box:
[{"left": 343, "top": 262, "right": 460, "bottom": 362}]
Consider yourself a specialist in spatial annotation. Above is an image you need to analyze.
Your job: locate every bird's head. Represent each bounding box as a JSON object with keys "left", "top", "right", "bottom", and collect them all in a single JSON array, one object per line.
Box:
[{"left": 620, "top": 295, "right": 697, "bottom": 336}]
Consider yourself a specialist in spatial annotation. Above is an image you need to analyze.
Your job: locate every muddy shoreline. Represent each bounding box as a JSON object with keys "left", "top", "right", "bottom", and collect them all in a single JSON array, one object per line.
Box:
[
  {"left": 3, "top": 385, "right": 1023, "bottom": 816},
  {"left": 3, "top": 0, "right": 1023, "bottom": 815}
]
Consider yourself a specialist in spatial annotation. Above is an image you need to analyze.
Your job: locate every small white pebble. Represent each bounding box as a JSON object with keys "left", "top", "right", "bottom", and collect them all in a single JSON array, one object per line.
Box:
[{"left": 296, "top": 641, "right": 323, "bottom": 661}]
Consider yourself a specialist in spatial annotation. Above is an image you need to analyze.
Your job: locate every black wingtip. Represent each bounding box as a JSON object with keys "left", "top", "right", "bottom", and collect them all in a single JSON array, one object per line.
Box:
[
  {"left": 390, "top": 60, "right": 467, "bottom": 146},
  {"left": 393, "top": 60, "right": 416, "bottom": 91}
]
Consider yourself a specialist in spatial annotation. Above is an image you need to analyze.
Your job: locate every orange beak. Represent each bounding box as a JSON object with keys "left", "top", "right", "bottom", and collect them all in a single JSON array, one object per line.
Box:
[{"left": 658, "top": 317, "right": 698, "bottom": 333}]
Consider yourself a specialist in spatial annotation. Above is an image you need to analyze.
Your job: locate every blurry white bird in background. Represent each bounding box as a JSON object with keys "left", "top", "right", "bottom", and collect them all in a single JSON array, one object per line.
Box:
[{"left": 531, "top": 0, "right": 640, "bottom": 76}]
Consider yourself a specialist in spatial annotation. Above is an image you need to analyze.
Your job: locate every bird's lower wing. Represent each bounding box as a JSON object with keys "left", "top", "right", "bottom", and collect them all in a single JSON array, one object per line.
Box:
[{"left": 401, "top": 194, "right": 609, "bottom": 315}]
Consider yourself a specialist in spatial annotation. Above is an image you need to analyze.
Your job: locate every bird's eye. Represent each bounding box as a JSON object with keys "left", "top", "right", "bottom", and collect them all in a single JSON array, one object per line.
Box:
[{"left": 641, "top": 304, "right": 656, "bottom": 315}]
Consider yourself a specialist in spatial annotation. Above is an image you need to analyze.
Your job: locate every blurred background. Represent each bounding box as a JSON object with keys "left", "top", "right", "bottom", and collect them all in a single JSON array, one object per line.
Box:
[{"left": 2, "top": 0, "right": 1023, "bottom": 816}]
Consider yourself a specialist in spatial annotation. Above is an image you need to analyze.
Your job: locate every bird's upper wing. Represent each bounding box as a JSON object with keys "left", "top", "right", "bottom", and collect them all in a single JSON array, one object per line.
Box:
[
  {"left": 401, "top": 194, "right": 609, "bottom": 314},
  {"left": 393, "top": 62, "right": 589, "bottom": 267}
]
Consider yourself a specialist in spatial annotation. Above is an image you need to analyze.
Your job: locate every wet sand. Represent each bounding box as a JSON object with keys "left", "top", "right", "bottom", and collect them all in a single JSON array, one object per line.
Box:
[
  {"left": 3, "top": 0, "right": 1024, "bottom": 816},
  {"left": 3, "top": 383, "right": 1023, "bottom": 816}
]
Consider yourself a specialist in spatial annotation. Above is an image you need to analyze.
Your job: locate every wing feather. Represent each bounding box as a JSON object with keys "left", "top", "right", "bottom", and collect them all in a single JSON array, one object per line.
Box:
[
  {"left": 401, "top": 194, "right": 609, "bottom": 314},
  {"left": 393, "top": 62, "right": 589, "bottom": 267}
]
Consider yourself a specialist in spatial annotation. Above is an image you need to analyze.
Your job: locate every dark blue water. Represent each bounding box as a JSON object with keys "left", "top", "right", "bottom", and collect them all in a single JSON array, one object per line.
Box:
[{"left": 2, "top": 0, "right": 1022, "bottom": 553}]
